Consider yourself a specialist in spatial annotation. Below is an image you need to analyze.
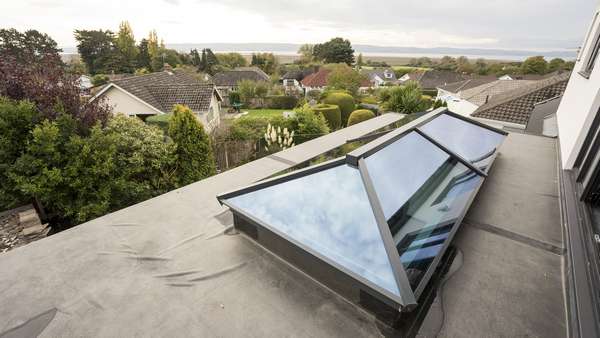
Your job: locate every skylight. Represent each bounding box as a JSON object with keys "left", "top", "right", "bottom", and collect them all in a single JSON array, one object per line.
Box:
[{"left": 217, "top": 109, "right": 507, "bottom": 312}]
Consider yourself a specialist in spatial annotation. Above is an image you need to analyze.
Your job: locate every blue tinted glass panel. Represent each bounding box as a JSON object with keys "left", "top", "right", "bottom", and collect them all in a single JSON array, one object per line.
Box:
[
  {"left": 420, "top": 114, "right": 505, "bottom": 166},
  {"left": 226, "top": 164, "right": 400, "bottom": 297},
  {"left": 365, "top": 132, "right": 483, "bottom": 289}
]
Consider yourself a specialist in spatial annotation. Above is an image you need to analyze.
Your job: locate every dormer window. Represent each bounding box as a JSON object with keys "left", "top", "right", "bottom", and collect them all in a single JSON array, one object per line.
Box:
[{"left": 580, "top": 11, "right": 600, "bottom": 78}]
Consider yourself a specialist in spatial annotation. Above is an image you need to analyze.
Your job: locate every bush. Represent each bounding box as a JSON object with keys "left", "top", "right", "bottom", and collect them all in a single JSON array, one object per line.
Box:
[
  {"left": 311, "top": 104, "right": 341, "bottom": 130},
  {"left": 168, "top": 105, "right": 216, "bottom": 186},
  {"left": 266, "top": 95, "right": 299, "bottom": 109},
  {"left": 361, "top": 96, "right": 378, "bottom": 104},
  {"left": 347, "top": 109, "right": 375, "bottom": 126},
  {"left": 146, "top": 113, "right": 172, "bottom": 133},
  {"left": 228, "top": 91, "right": 241, "bottom": 105},
  {"left": 323, "top": 92, "right": 355, "bottom": 126},
  {"left": 306, "top": 90, "right": 321, "bottom": 101},
  {"left": 383, "top": 82, "right": 429, "bottom": 114},
  {"left": 290, "top": 105, "right": 330, "bottom": 143},
  {"left": 92, "top": 74, "right": 109, "bottom": 86}
]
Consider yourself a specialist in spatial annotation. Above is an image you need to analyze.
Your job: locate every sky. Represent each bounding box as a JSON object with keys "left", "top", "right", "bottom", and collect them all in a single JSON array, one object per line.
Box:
[{"left": 0, "top": 0, "right": 597, "bottom": 51}]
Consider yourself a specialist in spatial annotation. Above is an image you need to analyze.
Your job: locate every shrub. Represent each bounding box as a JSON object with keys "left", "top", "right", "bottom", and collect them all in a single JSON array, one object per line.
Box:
[
  {"left": 168, "top": 105, "right": 216, "bottom": 186},
  {"left": 323, "top": 92, "right": 355, "bottom": 126},
  {"left": 383, "top": 82, "right": 429, "bottom": 114},
  {"left": 289, "top": 105, "right": 330, "bottom": 143},
  {"left": 230, "top": 115, "right": 290, "bottom": 141},
  {"left": 266, "top": 95, "right": 299, "bottom": 109},
  {"left": 92, "top": 74, "right": 109, "bottom": 86},
  {"left": 311, "top": 104, "right": 341, "bottom": 130},
  {"left": 306, "top": 90, "right": 321, "bottom": 101},
  {"left": 361, "top": 96, "right": 378, "bottom": 104},
  {"left": 228, "top": 91, "right": 241, "bottom": 105},
  {"left": 146, "top": 113, "right": 172, "bottom": 133},
  {"left": 347, "top": 109, "right": 375, "bottom": 126}
]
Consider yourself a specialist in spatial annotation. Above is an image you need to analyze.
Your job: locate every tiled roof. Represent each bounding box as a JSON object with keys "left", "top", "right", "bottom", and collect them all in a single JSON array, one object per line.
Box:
[
  {"left": 459, "top": 80, "right": 537, "bottom": 106},
  {"left": 403, "top": 70, "right": 466, "bottom": 89},
  {"left": 301, "top": 68, "right": 331, "bottom": 87},
  {"left": 361, "top": 68, "right": 397, "bottom": 82},
  {"left": 437, "top": 76, "right": 497, "bottom": 93},
  {"left": 472, "top": 73, "right": 570, "bottom": 125},
  {"left": 213, "top": 67, "right": 270, "bottom": 86},
  {"left": 109, "top": 70, "right": 219, "bottom": 113}
]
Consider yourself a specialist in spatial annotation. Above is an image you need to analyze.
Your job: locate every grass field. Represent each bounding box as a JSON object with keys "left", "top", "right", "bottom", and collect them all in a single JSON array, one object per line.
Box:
[{"left": 242, "top": 109, "right": 287, "bottom": 118}]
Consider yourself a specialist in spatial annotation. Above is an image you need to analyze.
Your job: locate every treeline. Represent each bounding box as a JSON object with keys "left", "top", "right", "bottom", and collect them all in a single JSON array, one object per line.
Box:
[
  {"left": 406, "top": 55, "right": 574, "bottom": 76},
  {"left": 74, "top": 21, "right": 281, "bottom": 77},
  {"left": 1, "top": 28, "right": 216, "bottom": 228}
]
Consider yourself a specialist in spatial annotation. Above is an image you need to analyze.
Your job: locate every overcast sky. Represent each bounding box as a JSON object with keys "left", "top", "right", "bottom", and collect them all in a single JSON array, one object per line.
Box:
[{"left": 0, "top": 0, "right": 597, "bottom": 51}]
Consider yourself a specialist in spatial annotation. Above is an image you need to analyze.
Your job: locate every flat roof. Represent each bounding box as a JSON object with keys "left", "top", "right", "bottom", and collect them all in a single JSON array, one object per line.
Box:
[{"left": 0, "top": 116, "right": 566, "bottom": 337}]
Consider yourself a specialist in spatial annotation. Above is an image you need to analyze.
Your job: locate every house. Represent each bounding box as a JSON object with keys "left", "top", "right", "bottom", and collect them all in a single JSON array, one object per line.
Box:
[
  {"left": 438, "top": 79, "right": 537, "bottom": 116},
  {"left": 281, "top": 68, "right": 316, "bottom": 93},
  {"left": 77, "top": 75, "right": 93, "bottom": 93},
  {"left": 300, "top": 68, "right": 331, "bottom": 92},
  {"left": 4, "top": 10, "right": 600, "bottom": 337},
  {"left": 213, "top": 67, "right": 270, "bottom": 104},
  {"left": 91, "top": 69, "right": 223, "bottom": 132},
  {"left": 472, "top": 72, "right": 570, "bottom": 129},
  {"left": 399, "top": 69, "right": 466, "bottom": 91},
  {"left": 361, "top": 68, "right": 398, "bottom": 87}
]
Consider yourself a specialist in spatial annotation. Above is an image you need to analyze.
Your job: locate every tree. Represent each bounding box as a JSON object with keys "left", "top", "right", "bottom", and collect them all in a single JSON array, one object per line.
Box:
[
  {"left": 436, "top": 56, "right": 456, "bottom": 71},
  {"left": 313, "top": 37, "right": 355, "bottom": 65},
  {"left": 0, "top": 28, "right": 62, "bottom": 65},
  {"left": 474, "top": 58, "right": 489, "bottom": 75},
  {"left": 137, "top": 39, "right": 151, "bottom": 70},
  {"left": 357, "top": 53, "right": 364, "bottom": 69},
  {"left": 0, "top": 40, "right": 111, "bottom": 129},
  {"left": 191, "top": 49, "right": 201, "bottom": 67},
  {"left": 0, "top": 98, "right": 40, "bottom": 208},
  {"left": 237, "top": 79, "right": 257, "bottom": 105},
  {"left": 326, "top": 63, "right": 364, "bottom": 96},
  {"left": 455, "top": 56, "right": 474, "bottom": 73},
  {"left": 74, "top": 29, "right": 119, "bottom": 75},
  {"left": 254, "top": 81, "right": 269, "bottom": 107},
  {"left": 297, "top": 44, "right": 314, "bottom": 64},
  {"left": 199, "top": 48, "right": 219, "bottom": 75},
  {"left": 115, "top": 21, "right": 138, "bottom": 73},
  {"left": 383, "top": 82, "right": 428, "bottom": 114},
  {"left": 251, "top": 52, "right": 278, "bottom": 74},
  {"left": 216, "top": 52, "right": 247, "bottom": 69},
  {"left": 549, "top": 58, "right": 567, "bottom": 72},
  {"left": 168, "top": 105, "right": 216, "bottom": 186},
  {"left": 521, "top": 56, "right": 548, "bottom": 75}
]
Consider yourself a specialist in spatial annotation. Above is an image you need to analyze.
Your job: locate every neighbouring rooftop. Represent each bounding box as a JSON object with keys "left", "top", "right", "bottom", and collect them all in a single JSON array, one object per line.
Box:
[{"left": 0, "top": 111, "right": 566, "bottom": 337}]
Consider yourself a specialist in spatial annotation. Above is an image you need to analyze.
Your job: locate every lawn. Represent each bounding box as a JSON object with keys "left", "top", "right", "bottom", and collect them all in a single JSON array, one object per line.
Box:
[{"left": 242, "top": 109, "right": 288, "bottom": 119}]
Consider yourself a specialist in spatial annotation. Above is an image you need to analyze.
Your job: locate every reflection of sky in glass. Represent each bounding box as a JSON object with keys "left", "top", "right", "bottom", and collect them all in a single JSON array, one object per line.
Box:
[
  {"left": 365, "top": 132, "right": 450, "bottom": 220},
  {"left": 365, "top": 131, "right": 484, "bottom": 289},
  {"left": 227, "top": 164, "right": 400, "bottom": 297},
  {"left": 420, "top": 114, "right": 505, "bottom": 162}
]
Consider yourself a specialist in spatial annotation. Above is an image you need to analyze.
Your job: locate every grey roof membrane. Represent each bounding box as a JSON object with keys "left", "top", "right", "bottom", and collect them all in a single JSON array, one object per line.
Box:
[{"left": 0, "top": 114, "right": 565, "bottom": 337}]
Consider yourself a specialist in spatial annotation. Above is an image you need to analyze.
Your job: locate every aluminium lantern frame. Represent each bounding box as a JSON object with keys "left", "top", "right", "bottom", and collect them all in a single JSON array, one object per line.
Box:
[{"left": 217, "top": 108, "right": 507, "bottom": 313}]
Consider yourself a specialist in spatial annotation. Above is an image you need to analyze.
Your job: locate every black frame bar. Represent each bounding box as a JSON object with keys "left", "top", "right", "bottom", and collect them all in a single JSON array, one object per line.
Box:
[{"left": 216, "top": 108, "right": 507, "bottom": 311}]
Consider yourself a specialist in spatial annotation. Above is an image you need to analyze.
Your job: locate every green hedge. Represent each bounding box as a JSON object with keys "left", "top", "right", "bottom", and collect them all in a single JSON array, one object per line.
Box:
[
  {"left": 323, "top": 92, "right": 355, "bottom": 126},
  {"left": 312, "top": 104, "right": 341, "bottom": 130},
  {"left": 266, "top": 95, "right": 299, "bottom": 109},
  {"left": 146, "top": 114, "right": 172, "bottom": 134},
  {"left": 347, "top": 109, "right": 375, "bottom": 126}
]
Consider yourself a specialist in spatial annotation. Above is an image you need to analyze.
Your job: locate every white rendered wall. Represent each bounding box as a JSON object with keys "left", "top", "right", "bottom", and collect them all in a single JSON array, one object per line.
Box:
[{"left": 557, "top": 7, "right": 600, "bottom": 169}]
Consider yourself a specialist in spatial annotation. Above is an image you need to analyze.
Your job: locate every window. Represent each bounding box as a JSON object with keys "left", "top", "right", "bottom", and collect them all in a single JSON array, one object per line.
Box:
[
  {"left": 581, "top": 12, "right": 600, "bottom": 77},
  {"left": 218, "top": 110, "right": 506, "bottom": 311}
]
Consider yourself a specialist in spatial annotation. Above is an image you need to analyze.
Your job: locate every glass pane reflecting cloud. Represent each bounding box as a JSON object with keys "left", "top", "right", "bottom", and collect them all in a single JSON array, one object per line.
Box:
[
  {"left": 365, "top": 132, "right": 484, "bottom": 289},
  {"left": 420, "top": 114, "right": 505, "bottom": 165},
  {"left": 227, "top": 164, "right": 400, "bottom": 296}
]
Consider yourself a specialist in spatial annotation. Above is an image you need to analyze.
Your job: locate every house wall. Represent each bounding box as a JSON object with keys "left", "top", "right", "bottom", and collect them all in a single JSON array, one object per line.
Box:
[
  {"left": 556, "top": 7, "right": 600, "bottom": 169},
  {"left": 447, "top": 99, "right": 479, "bottom": 117},
  {"left": 102, "top": 86, "right": 160, "bottom": 116}
]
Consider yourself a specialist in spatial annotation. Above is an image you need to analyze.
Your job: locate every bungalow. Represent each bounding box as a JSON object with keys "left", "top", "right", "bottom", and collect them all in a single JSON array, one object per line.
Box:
[
  {"left": 361, "top": 68, "right": 397, "bottom": 87},
  {"left": 91, "top": 69, "right": 223, "bottom": 132},
  {"left": 213, "top": 67, "right": 270, "bottom": 105},
  {"left": 300, "top": 68, "right": 331, "bottom": 93},
  {"left": 281, "top": 68, "right": 316, "bottom": 93},
  {"left": 399, "top": 70, "right": 466, "bottom": 92},
  {"left": 471, "top": 72, "right": 570, "bottom": 130}
]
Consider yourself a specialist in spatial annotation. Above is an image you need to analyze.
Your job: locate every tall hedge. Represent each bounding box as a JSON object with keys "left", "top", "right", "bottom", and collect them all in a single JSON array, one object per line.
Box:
[
  {"left": 347, "top": 109, "right": 375, "bottom": 126},
  {"left": 168, "top": 104, "right": 216, "bottom": 187},
  {"left": 323, "top": 92, "right": 355, "bottom": 126},
  {"left": 311, "top": 104, "right": 341, "bottom": 130},
  {"left": 267, "top": 95, "right": 298, "bottom": 109}
]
